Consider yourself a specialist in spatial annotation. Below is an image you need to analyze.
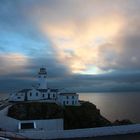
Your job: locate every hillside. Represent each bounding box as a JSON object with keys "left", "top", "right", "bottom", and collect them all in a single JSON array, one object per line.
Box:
[{"left": 8, "top": 101, "right": 111, "bottom": 129}]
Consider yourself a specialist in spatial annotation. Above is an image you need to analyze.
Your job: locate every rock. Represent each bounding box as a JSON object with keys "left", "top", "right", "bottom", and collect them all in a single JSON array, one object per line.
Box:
[
  {"left": 8, "top": 101, "right": 111, "bottom": 130},
  {"left": 113, "top": 119, "right": 133, "bottom": 125}
]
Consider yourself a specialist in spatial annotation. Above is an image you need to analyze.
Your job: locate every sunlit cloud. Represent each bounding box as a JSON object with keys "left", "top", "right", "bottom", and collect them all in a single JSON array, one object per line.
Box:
[
  {"left": 0, "top": 53, "right": 28, "bottom": 75},
  {"left": 28, "top": 0, "right": 140, "bottom": 74},
  {"left": 36, "top": 13, "right": 124, "bottom": 74}
]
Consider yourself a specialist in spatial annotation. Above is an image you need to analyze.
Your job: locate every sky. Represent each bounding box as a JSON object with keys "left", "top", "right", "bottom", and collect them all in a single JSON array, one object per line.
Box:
[{"left": 0, "top": 0, "right": 140, "bottom": 93}]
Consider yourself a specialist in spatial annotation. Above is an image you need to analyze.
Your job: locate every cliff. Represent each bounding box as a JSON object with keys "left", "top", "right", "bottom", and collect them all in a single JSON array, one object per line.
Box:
[{"left": 8, "top": 101, "right": 111, "bottom": 129}]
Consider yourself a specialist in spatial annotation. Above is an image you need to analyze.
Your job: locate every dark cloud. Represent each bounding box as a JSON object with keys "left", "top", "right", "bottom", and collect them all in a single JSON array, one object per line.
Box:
[{"left": 1, "top": 68, "right": 140, "bottom": 93}]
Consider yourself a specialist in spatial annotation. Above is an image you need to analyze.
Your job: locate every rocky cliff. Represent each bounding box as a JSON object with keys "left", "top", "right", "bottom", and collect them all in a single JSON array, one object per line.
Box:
[{"left": 8, "top": 101, "right": 111, "bottom": 129}]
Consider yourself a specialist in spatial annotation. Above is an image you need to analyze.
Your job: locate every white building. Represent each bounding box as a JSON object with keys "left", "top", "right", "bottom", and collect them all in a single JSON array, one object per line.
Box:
[
  {"left": 9, "top": 68, "right": 79, "bottom": 106},
  {"left": 58, "top": 93, "right": 79, "bottom": 106}
]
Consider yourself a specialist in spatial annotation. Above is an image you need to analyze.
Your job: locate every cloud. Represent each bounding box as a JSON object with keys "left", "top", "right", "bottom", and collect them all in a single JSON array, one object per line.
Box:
[
  {"left": 39, "top": 14, "right": 124, "bottom": 73},
  {"left": 27, "top": 0, "right": 140, "bottom": 74},
  {"left": 1, "top": 0, "right": 140, "bottom": 74},
  {"left": 0, "top": 53, "right": 28, "bottom": 75},
  {"left": 0, "top": 0, "right": 140, "bottom": 93},
  {"left": 0, "top": 52, "right": 70, "bottom": 93}
]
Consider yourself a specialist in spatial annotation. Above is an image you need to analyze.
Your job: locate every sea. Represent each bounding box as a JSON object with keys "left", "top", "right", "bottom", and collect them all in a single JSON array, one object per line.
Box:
[
  {"left": 79, "top": 92, "right": 140, "bottom": 123},
  {"left": 0, "top": 92, "right": 140, "bottom": 123}
]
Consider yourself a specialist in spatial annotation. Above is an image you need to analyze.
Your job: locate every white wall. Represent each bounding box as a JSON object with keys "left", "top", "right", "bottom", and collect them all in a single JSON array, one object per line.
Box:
[
  {"left": 19, "top": 124, "right": 140, "bottom": 140},
  {"left": 19, "top": 119, "right": 63, "bottom": 131},
  {"left": 0, "top": 106, "right": 19, "bottom": 131},
  {"left": 38, "top": 74, "right": 47, "bottom": 89},
  {"left": 9, "top": 93, "right": 25, "bottom": 102},
  {"left": 0, "top": 107, "right": 63, "bottom": 132},
  {"left": 27, "top": 89, "right": 57, "bottom": 101},
  {"left": 58, "top": 94, "right": 79, "bottom": 106},
  {"left": 50, "top": 92, "right": 57, "bottom": 100},
  {"left": 27, "top": 89, "right": 42, "bottom": 101}
]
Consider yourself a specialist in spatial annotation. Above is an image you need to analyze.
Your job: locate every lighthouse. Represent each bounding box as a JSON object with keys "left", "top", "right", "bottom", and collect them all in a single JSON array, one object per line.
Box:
[{"left": 38, "top": 67, "right": 47, "bottom": 89}]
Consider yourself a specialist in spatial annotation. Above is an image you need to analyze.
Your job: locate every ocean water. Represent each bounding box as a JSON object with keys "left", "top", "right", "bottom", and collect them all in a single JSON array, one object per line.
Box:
[
  {"left": 0, "top": 93, "right": 9, "bottom": 100},
  {"left": 0, "top": 92, "right": 140, "bottom": 123},
  {"left": 79, "top": 92, "right": 140, "bottom": 123}
]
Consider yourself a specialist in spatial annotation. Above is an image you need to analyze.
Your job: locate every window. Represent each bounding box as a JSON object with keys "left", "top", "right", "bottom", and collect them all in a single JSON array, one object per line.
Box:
[
  {"left": 38, "top": 76, "right": 41, "bottom": 78},
  {"left": 48, "top": 93, "right": 50, "bottom": 99},
  {"left": 53, "top": 94, "right": 55, "bottom": 98},
  {"left": 30, "top": 92, "right": 32, "bottom": 96},
  {"left": 17, "top": 97, "right": 21, "bottom": 99},
  {"left": 36, "top": 92, "right": 38, "bottom": 96},
  {"left": 19, "top": 122, "right": 36, "bottom": 129},
  {"left": 44, "top": 76, "right": 46, "bottom": 78},
  {"left": 72, "top": 96, "right": 74, "bottom": 99},
  {"left": 67, "top": 101, "right": 69, "bottom": 104},
  {"left": 72, "top": 100, "right": 74, "bottom": 105},
  {"left": 67, "top": 96, "right": 69, "bottom": 99},
  {"left": 42, "top": 94, "right": 45, "bottom": 97},
  {"left": 63, "top": 101, "right": 65, "bottom": 105}
]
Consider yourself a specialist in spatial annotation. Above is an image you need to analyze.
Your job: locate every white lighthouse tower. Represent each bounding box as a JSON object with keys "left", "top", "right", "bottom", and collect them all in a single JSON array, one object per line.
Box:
[{"left": 38, "top": 67, "right": 47, "bottom": 89}]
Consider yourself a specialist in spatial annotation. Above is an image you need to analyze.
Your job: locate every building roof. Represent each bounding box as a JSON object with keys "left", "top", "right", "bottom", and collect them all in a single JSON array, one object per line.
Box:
[
  {"left": 59, "top": 93, "right": 77, "bottom": 96},
  {"left": 37, "top": 89, "right": 48, "bottom": 92},
  {"left": 50, "top": 89, "right": 59, "bottom": 92},
  {"left": 18, "top": 89, "right": 31, "bottom": 93},
  {"left": 18, "top": 88, "right": 59, "bottom": 93},
  {"left": 37, "top": 88, "right": 59, "bottom": 92}
]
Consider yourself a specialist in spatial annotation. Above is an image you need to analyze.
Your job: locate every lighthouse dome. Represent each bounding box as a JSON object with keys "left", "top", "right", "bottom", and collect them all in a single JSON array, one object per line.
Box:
[{"left": 38, "top": 68, "right": 47, "bottom": 75}]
